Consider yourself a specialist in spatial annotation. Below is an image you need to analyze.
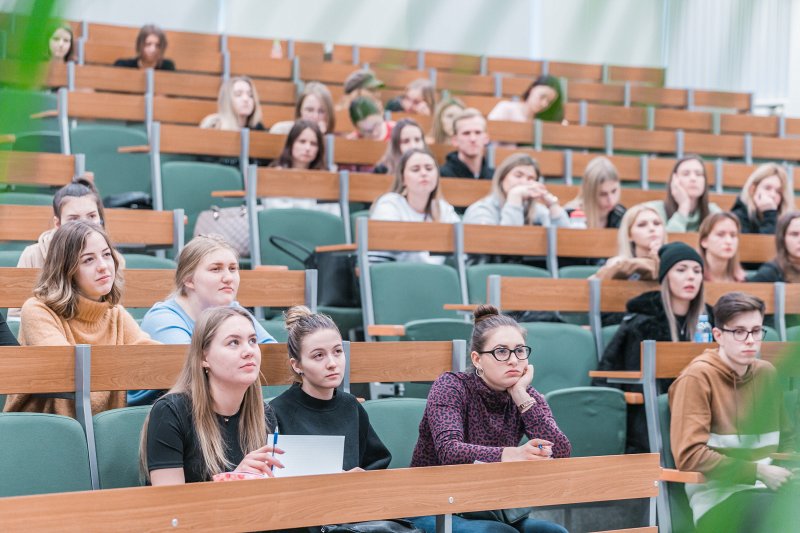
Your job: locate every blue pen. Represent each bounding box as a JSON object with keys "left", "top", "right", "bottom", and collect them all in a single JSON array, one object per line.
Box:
[{"left": 270, "top": 426, "right": 279, "bottom": 472}]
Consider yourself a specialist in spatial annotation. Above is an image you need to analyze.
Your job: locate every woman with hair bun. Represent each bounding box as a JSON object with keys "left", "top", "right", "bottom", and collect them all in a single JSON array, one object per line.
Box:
[
  {"left": 408, "top": 305, "right": 570, "bottom": 533},
  {"left": 269, "top": 306, "right": 391, "bottom": 472}
]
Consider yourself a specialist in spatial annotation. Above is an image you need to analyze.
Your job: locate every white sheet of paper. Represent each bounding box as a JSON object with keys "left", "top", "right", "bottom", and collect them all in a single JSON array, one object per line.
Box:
[{"left": 272, "top": 435, "right": 345, "bottom": 478}]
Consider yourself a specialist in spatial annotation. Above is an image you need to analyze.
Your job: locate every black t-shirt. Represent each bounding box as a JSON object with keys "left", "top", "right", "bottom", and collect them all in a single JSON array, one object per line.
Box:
[
  {"left": 113, "top": 57, "right": 176, "bottom": 71},
  {"left": 146, "top": 393, "right": 277, "bottom": 483}
]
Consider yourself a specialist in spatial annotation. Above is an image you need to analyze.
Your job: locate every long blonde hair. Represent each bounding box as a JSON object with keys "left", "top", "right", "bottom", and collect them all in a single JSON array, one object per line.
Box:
[
  {"left": 139, "top": 307, "right": 268, "bottom": 482},
  {"left": 34, "top": 221, "right": 123, "bottom": 320},
  {"left": 431, "top": 97, "right": 465, "bottom": 144},
  {"left": 739, "top": 163, "right": 794, "bottom": 221},
  {"left": 660, "top": 275, "right": 705, "bottom": 342},
  {"left": 201, "top": 76, "right": 264, "bottom": 131},
  {"left": 571, "top": 156, "right": 620, "bottom": 229},
  {"left": 173, "top": 235, "right": 239, "bottom": 298},
  {"left": 489, "top": 153, "right": 542, "bottom": 225},
  {"left": 616, "top": 204, "right": 667, "bottom": 259}
]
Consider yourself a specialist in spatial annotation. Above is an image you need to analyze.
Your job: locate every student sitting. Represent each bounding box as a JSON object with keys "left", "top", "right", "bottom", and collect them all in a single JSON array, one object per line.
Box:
[
  {"left": 749, "top": 211, "right": 800, "bottom": 282},
  {"left": 430, "top": 96, "right": 465, "bottom": 146},
  {"left": 0, "top": 312, "right": 18, "bottom": 346},
  {"left": 269, "top": 81, "right": 335, "bottom": 135},
  {"left": 731, "top": 163, "right": 794, "bottom": 235},
  {"left": 135, "top": 235, "right": 276, "bottom": 406},
  {"left": 373, "top": 118, "right": 427, "bottom": 175},
  {"left": 670, "top": 292, "right": 798, "bottom": 532},
  {"left": 370, "top": 148, "right": 459, "bottom": 264},
  {"left": 113, "top": 24, "right": 175, "bottom": 70},
  {"left": 385, "top": 78, "right": 436, "bottom": 116},
  {"left": 698, "top": 213, "right": 746, "bottom": 283},
  {"left": 141, "top": 307, "right": 281, "bottom": 485},
  {"left": 563, "top": 156, "right": 626, "bottom": 229},
  {"left": 646, "top": 155, "right": 721, "bottom": 232},
  {"left": 200, "top": 76, "right": 265, "bottom": 131},
  {"left": 347, "top": 96, "right": 394, "bottom": 141},
  {"left": 439, "top": 108, "right": 494, "bottom": 180},
  {"left": 488, "top": 75, "right": 564, "bottom": 124},
  {"left": 593, "top": 204, "right": 667, "bottom": 281},
  {"left": 594, "top": 242, "right": 711, "bottom": 453},
  {"left": 47, "top": 24, "right": 73, "bottom": 62},
  {"left": 337, "top": 69, "right": 384, "bottom": 112},
  {"left": 408, "top": 305, "right": 570, "bottom": 533},
  {"left": 269, "top": 306, "right": 391, "bottom": 471},
  {"left": 463, "top": 153, "right": 569, "bottom": 228},
  {"left": 4, "top": 221, "right": 157, "bottom": 416}
]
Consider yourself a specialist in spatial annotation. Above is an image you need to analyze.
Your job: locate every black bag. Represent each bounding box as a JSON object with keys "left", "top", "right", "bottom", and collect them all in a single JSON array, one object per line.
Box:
[
  {"left": 269, "top": 236, "right": 361, "bottom": 308},
  {"left": 320, "top": 519, "right": 423, "bottom": 533},
  {"left": 103, "top": 191, "right": 153, "bottom": 210},
  {"left": 458, "top": 506, "right": 532, "bottom": 525}
]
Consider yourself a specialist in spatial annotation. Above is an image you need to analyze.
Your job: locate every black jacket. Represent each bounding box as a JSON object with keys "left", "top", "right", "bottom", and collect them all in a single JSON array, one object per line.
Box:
[
  {"left": 0, "top": 312, "right": 18, "bottom": 346},
  {"left": 439, "top": 151, "right": 493, "bottom": 180},
  {"left": 749, "top": 260, "right": 784, "bottom": 282},
  {"left": 593, "top": 290, "right": 713, "bottom": 453},
  {"left": 113, "top": 57, "right": 176, "bottom": 71},
  {"left": 730, "top": 197, "right": 778, "bottom": 234}
]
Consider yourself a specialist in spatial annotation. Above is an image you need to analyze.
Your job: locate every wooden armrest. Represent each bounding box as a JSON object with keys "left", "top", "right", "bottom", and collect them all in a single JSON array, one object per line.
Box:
[
  {"left": 117, "top": 145, "right": 150, "bottom": 153},
  {"left": 660, "top": 468, "right": 705, "bottom": 484},
  {"left": 367, "top": 325, "right": 406, "bottom": 336},
  {"left": 588, "top": 370, "right": 643, "bottom": 380},
  {"left": 624, "top": 392, "right": 644, "bottom": 405},
  {"left": 771, "top": 452, "right": 800, "bottom": 461},
  {"left": 30, "top": 110, "right": 58, "bottom": 119},
  {"left": 254, "top": 265, "right": 289, "bottom": 271},
  {"left": 211, "top": 190, "right": 246, "bottom": 198},
  {"left": 444, "top": 304, "right": 479, "bottom": 311},
  {"left": 315, "top": 243, "right": 357, "bottom": 253},
  {"left": 0, "top": 134, "right": 16, "bottom": 144}
]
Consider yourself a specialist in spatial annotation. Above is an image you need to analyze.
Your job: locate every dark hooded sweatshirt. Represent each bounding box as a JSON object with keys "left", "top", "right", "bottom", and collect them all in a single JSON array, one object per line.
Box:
[
  {"left": 730, "top": 197, "right": 779, "bottom": 235},
  {"left": 439, "top": 151, "right": 494, "bottom": 180},
  {"left": 593, "top": 290, "right": 713, "bottom": 453}
]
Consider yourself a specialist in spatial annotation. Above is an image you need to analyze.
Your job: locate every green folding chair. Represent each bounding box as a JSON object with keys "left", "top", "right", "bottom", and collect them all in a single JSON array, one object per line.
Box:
[
  {"left": 93, "top": 406, "right": 152, "bottom": 489},
  {"left": 544, "top": 387, "right": 626, "bottom": 457},
  {"left": 519, "top": 322, "right": 597, "bottom": 395},
  {"left": 363, "top": 398, "right": 427, "bottom": 468}
]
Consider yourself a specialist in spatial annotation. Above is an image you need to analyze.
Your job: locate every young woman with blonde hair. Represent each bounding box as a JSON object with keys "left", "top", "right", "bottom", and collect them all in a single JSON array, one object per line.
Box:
[
  {"left": 269, "top": 81, "right": 335, "bottom": 135},
  {"left": 429, "top": 96, "right": 465, "bottom": 145},
  {"left": 4, "top": 221, "right": 157, "bottom": 416},
  {"left": 141, "top": 306, "right": 282, "bottom": 485},
  {"left": 698, "top": 212, "right": 746, "bottom": 282},
  {"left": 593, "top": 204, "right": 667, "bottom": 281},
  {"left": 564, "top": 156, "right": 626, "bottom": 229},
  {"left": 200, "top": 76, "right": 265, "bottom": 131},
  {"left": 463, "top": 153, "right": 570, "bottom": 228},
  {"left": 731, "top": 163, "right": 794, "bottom": 234}
]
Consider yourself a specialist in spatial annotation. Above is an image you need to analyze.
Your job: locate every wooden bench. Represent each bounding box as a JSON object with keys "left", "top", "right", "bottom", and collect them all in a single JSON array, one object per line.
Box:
[{"left": 0, "top": 151, "right": 84, "bottom": 188}]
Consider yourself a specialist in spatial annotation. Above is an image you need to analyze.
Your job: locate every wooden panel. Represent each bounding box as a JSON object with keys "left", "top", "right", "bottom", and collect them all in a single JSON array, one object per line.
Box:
[
  {"left": 720, "top": 162, "right": 758, "bottom": 189},
  {"left": 348, "top": 172, "right": 393, "bottom": 203},
  {"left": 159, "top": 124, "right": 241, "bottom": 157},
  {"left": 720, "top": 114, "right": 779, "bottom": 136},
  {"left": 370, "top": 67, "right": 429, "bottom": 89},
  {"left": 74, "top": 64, "right": 147, "bottom": 93},
  {"left": 631, "top": 86, "right": 687, "bottom": 108},
  {"left": 436, "top": 71, "right": 494, "bottom": 96},
  {"left": 87, "top": 23, "right": 220, "bottom": 52},
  {"left": 542, "top": 123, "right": 605, "bottom": 150},
  {"left": 229, "top": 54, "right": 293, "bottom": 80},
  {"left": 694, "top": 90, "right": 751, "bottom": 112},
  {"left": 153, "top": 96, "right": 217, "bottom": 125},
  {"left": 440, "top": 178, "right": 491, "bottom": 208},
  {"left": 249, "top": 130, "right": 287, "bottom": 160},
  {"left": 255, "top": 168, "right": 340, "bottom": 200},
  {"left": 459, "top": 94, "right": 502, "bottom": 116},
  {"left": 704, "top": 282, "right": 775, "bottom": 313},
  {"left": 0, "top": 454, "right": 660, "bottom": 531},
  {"left": 292, "top": 41, "right": 327, "bottom": 62},
  {"left": 549, "top": 61, "right": 602, "bottom": 82},
  {"left": 228, "top": 37, "right": 324, "bottom": 62},
  {"left": 607, "top": 65, "right": 664, "bottom": 86},
  {"left": 0, "top": 60, "right": 67, "bottom": 88},
  {"left": 557, "top": 228, "right": 618, "bottom": 258},
  {"left": 118, "top": 269, "right": 174, "bottom": 308},
  {"left": 262, "top": 105, "right": 297, "bottom": 127},
  {"left": 487, "top": 57, "right": 544, "bottom": 77},
  {"left": 349, "top": 341, "right": 453, "bottom": 382},
  {"left": 0, "top": 346, "right": 76, "bottom": 394},
  {"left": 366, "top": 220, "right": 455, "bottom": 253},
  {"left": 424, "top": 52, "right": 482, "bottom": 73},
  {"left": 785, "top": 284, "right": 800, "bottom": 314},
  {"left": 154, "top": 71, "right": 221, "bottom": 99},
  {"left": 683, "top": 132, "right": 745, "bottom": 158},
  {"left": 599, "top": 279, "right": 659, "bottom": 312},
  {"left": 390, "top": 112, "right": 433, "bottom": 132},
  {"left": 572, "top": 153, "right": 641, "bottom": 182},
  {"left": 0, "top": 152, "right": 75, "bottom": 187},
  {"left": 614, "top": 128, "right": 676, "bottom": 153},
  {"left": 655, "top": 109, "right": 712, "bottom": 133},
  {"left": 751, "top": 137, "right": 800, "bottom": 160},
  {"left": 463, "top": 225, "right": 548, "bottom": 256},
  {"left": 105, "top": 209, "right": 177, "bottom": 246},
  {"left": 298, "top": 60, "right": 354, "bottom": 85},
  {"left": 499, "top": 277, "right": 590, "bottom": 312},
  {"left": 568, "top": 82, "right": 625, "bottom": 105},
  {"left": 487, "top": 120, "right": 533, "bottom": 144},
  {"left": 82, "top": 42, "right": 132, "bottom": 66},
  {"left": 0, "top": 267, "right": 44, "bottom": 307},
  {"left": 501, "top": 77, "right": 535, "bottom": 98},
  {"left": 653, "top": 341, "right": 794, "bottom": 379},
  {"left": 83, "top": 40, "right": 223, "bottom": 75},
  {"left": 357, "top": 47, "right": 419, "bottom": 69},
  {"left": 646, "top": 157, "right": 679, "bottom": 184},
  {"left": 785, "top": 118, "right": 800, "bottom": 136},
  {"left": 237, "top": 270, "right": 309, "bottom": 308},
  {"left": 709, "top": 193, "right": 736, "bottom": 211},
  {"left": 250, "top": 79, "right": 297, "bottom": 106},
  {"left": 587, "top": 104, "right": 647, "bottom": 129},
  {"left": 330, "top": 138, "right": 387, "bottom": 165},
  {"left": 618, "top": 189, "right": 665, "bottom": 206},
  {"left": 733, "top": 233, "right": 774, "bottom": 263},
  {"left": 68, "top": 91, "right": 145, "bottom": 122}
]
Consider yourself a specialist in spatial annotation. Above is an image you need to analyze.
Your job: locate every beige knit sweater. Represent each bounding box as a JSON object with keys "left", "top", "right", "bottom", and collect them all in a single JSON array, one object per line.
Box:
[{"left": 4, "top": 295, "right": 158, "bottom": 417}]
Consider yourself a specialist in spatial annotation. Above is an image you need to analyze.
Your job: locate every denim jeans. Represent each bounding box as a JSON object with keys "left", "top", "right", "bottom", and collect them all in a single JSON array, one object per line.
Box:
[{"left": 408, "top": 515, "right": 568, "bottom": 533}]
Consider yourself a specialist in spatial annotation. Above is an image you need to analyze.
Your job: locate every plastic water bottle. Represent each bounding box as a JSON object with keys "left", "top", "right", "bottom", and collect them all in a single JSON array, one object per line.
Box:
[
  {"left": 694, "top": 314, "right": 712, "bottom": 343},
  {"left": 569, "top": 209, "right": 587, "bottom": 229}
]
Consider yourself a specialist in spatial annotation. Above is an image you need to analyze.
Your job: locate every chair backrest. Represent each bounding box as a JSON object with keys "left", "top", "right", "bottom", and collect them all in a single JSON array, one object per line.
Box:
[
  {"left": 0, "top": 413, "right": 92, "bottom": 497},
  {"left": 520, "top": 322, "right": 596, "bottom": 394},
  {"left": 362, "top": 398, "right": 427, "bottom": 469},
  {"left": 93, "top": 406, "right": 152, "bottom": 489},
  {"left": 257, "top": 208, "right": 346, "bottom": 269},
  {"left": 0, "top": 192, "right": 53, "bottom": 205},
  {"left": 657, "top": 393, "right": 697, "bottom": 533},
  {"left": 370, "top": 262, "right": 461, "bottom": 325},
  {"left": 545, "top": 387, "right": 626, "bottom": 457}
]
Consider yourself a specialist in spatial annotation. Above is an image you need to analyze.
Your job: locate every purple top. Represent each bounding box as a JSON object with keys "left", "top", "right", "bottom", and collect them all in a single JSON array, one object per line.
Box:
[{"left": 411, "top": 372, "right": 571, "bottom": 466}]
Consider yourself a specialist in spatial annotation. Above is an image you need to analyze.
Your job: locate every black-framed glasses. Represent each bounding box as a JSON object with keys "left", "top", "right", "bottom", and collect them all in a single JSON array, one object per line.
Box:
[
  {"left": 477, "top": 345, "right": 532, "bottom": 362},
  {"left": 720, "top": 327, "right": 766, "bottom": 342}
]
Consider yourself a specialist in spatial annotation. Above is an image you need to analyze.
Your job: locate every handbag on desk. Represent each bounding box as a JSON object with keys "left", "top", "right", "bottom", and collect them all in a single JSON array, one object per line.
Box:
[{"left": 194, "top": 205, "right": 251, "bottom": 257}]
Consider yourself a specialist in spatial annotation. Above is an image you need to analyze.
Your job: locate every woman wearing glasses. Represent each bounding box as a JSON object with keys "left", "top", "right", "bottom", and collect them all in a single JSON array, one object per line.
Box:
[{"left": 408, "top": 305, "right": 570, "bottom": 533}]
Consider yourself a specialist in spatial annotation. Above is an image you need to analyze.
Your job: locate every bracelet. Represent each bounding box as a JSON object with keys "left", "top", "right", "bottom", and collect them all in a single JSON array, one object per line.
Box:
[{"left": 517, "top": 397, "right": 537, "bottom": 413}]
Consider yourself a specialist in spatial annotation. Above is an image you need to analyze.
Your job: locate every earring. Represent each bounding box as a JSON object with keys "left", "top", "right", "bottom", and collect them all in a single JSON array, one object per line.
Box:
[
  {"left": 475, "top": 367, "right": 484, "bottom": 377},
  {"left": 204, "top": 368, "right": 209, "bottom": 375},
  {"left": 298, "top": 371, "right": 304, "bottom": 376}
]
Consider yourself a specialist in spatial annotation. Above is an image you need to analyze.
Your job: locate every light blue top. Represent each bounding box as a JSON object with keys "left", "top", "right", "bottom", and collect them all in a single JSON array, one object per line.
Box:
[{"left": 128, "top": 298, "right": 276, "bottom": 406}]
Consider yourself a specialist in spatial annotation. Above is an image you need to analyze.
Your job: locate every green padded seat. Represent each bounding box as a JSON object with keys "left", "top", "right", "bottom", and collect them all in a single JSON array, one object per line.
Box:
[
  {"left": 258, "top": 318, "right": 289, "bottom": 343},
  {"left": 71, "top": 124, "right": 152, "bottom": 198},
  {"left": 362, "top": 398, "right": 427, "bottom": 468},
  {"left": 0, "top": 413, "right": 92, "bottom": 496},
  {"left": 93, "top": 406, "right": 152, "bottom": 489},
  {"left": 0, "top": 192, "right": 53, "bottom": 205},
  {"left": 544, "top": 386, "right": 626, "bottom": 457},
  {"left": 370, "top": 262, "right": 462, "bottom": 326},
  {"left": 466, "top": 263, "right": 550, "bottom": 304},
  {"left": 0, "top": 250, "right": 22, "bottom": 266},
  {"left": 558, "top": 265, "right": 600, "bottom": 279},
  {"left": 11, "top": 131, "right": 61, "bottom": 153},
  {"left": 519, "top": 322, "right": 596, "bottom": 395},
  {"left": 657, "top": 393, "right": 695, "bottom": 533},
  {"left": 257, "top": 208, "right": 346, "bottom": 269}
]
